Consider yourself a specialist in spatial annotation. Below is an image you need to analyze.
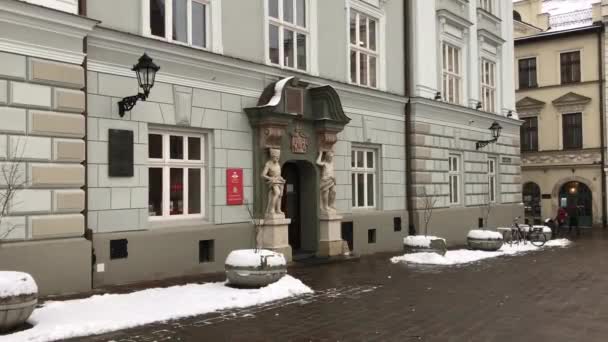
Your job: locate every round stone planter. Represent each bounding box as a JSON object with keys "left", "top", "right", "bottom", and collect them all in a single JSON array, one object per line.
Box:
[
  {"left": 403, "top": 236, "right": 447, "bottom": 256},
  {"left": 0, "top": 272, "right": 37, "bottom": 333},
  {"left": 225, "top": 249, "right": 287, "bottom": 288},
  {"left": 467, "top": 230, "right": 504, "bottom": 251}
]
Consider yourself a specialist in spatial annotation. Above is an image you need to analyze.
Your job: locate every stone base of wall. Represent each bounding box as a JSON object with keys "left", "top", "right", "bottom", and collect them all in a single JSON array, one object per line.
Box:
[
  {"left": 92, "top": 223, "right": 254, "bottom": 287},
  {"left": 412, "top": 204, "right": 524, "bottom": 247},
  {"left": 343, "top": 210, "right": 409, "bottom": 255},
  {"left": 0, "top": 238, "right": 91, "bottom": 296}
]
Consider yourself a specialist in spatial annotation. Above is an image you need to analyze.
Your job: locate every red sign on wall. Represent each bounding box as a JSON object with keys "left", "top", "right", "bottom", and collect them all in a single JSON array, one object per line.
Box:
[{"left": 226, "top": 168, "right": 244, "bottom": 205}]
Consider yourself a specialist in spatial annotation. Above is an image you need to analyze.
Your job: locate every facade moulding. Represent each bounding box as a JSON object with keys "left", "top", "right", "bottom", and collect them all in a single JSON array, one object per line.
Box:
[{"left": 87, "top": 27, "right": 407, "bottom": 105}]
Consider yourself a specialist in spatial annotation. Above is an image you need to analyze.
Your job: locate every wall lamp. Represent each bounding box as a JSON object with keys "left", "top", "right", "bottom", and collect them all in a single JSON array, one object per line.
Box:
[
  {"left": 475, "top": 121, "right": 502, "bottom": 150},
  {"left": 118, "top": 53, "right": 160, "bottom": 117}
]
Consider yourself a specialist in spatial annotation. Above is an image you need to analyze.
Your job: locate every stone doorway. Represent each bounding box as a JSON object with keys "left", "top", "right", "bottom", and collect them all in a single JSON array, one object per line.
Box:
[
  {"left": 281, "top": 160, "right": 319, "bottom": 257},
  {"left": 559, "top": 181, "right": 593, "bottom": 227}
]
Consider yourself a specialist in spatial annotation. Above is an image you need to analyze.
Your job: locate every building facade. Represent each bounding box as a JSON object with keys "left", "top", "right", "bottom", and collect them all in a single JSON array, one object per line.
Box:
[
  {"left": 407, "top": 0, "right": 522, "bottom": 244},
  {"left": 515, "top": 0, "right": 605, "bottom": 227},
  {"left": 0, "top": 0, "right": 520, "bottom": 295}
]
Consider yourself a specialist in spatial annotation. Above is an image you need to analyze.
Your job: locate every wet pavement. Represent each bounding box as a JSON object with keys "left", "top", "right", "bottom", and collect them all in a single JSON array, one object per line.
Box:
[{"left": 74, "top": 230, "right": 608, "bottom": 341}]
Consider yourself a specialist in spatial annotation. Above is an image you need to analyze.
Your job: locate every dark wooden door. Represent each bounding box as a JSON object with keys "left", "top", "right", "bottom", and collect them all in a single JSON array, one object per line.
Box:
[{"left": 281, "top": 163, "right": 301, "bottom": 250}]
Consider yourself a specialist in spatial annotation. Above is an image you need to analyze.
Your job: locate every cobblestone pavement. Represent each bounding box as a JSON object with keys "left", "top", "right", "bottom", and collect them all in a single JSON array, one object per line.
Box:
[{"left": 75, "top": 230, "right": 608, "bottom": 342}]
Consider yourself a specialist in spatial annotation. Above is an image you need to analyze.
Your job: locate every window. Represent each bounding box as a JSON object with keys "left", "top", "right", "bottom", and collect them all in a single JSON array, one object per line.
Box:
[
  {"left": 562, "top": 113, "right": 582, "bottom": 149},
  {"left": 480, "top": 59, "right": 496, "bottom": 113},
  {"left": 487, "top": 158, "right": 496, "bottom": 203},
  {"left": 349, "top": 9, "right": 379, "bottom": 88},
  {"left": 560, "top": 51, "right": 581, "bottom": 84},
  {"left": 267, "top": 0, "right": 308, "bottom": 71},
  {"left": 351, "top": 148, "right": 376, "bottom": 209},
  {"left": 147, "top": 0, "right": 210, "bottom": 49},
  {"left": 449, "top": 155, "right": 461, "bottom": 205},
  {"left": 199, "top": 240, "right": 214, "bottom": 263},
  {"left": 521, "top": 117, "right": 538, "bottom": 152},
  {"left": 518, "top": 58, "right": 537, "bottom": 89},
  {"left": 442, "top": 43, "right": 461, "bottom": 104},
  {"left": 479, "top": 0, "right": 494, "bottom": 13},
  {"left": 148, "top": 131, "right": 206, "bottom": 219}
]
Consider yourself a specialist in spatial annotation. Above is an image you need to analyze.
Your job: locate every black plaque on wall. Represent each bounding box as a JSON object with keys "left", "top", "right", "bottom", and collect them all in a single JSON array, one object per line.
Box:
[
  {"left": 542, "top": 194, "right": 552, "bottom": 199},
  {"left": 108, "top": 129, "right": 134, "bottom": 177}
]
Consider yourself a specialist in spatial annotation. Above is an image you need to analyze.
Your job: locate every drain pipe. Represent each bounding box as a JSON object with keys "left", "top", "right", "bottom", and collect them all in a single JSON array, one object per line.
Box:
[
  {"left": 597, "top": 23, "right": 607, "bottom": 228},
  {"left": 404, "top": 1, "right": 415, "bottom": 235}
]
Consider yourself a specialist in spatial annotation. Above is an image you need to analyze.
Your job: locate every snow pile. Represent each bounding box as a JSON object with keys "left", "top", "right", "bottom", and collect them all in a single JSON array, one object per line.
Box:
[
  {"left": 391, "top": 239, "right": 572, "bottom": 266},
  {"left": 225, "top": 249, "right": 286, "bottom": 267},
  {"left": 3, "top": 275, "right": 312, "bottom": 342},
  {"left": 0, "top": 271, "right": 37, "bottom": 297},
  {"left": 403, "top": 235, "right": 445, "bottom": 248},
  {"left": 467, "top": 230, "right": 503, "bottom": 240}
]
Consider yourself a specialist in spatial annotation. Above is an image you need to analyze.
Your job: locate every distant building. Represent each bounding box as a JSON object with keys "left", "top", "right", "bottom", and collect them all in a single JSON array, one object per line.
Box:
[{"left": 514, "top": 0, "right": 605, "bottom": 226}]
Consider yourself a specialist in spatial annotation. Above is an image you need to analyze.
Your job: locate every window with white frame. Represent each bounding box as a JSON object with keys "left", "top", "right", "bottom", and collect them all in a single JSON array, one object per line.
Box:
[
  {"left": 148, "top": 131, "right": 206, "bottom": 219},
  {"left": 147, "top": 0, "right": 210, "bottom": 48},
  {"left": 480, "top": 59, "right": 496, "bottom": 113},
  {"left": 488, "top": 158, "right": 496, "bottom": 203},
  {"left": 442, "top": 42, "right": 461, "bottom": 104},
  {"left": 349, "top": 8, "right": 379, "bottom": 88},
  {"left": 351, "top": 148, "right": 376, "bottom": 209},
  {"left": 479, "top": 0, "right": 494, "bottom": 14},
  {"left": 267, "top": 0, "right": 308, "bottom": 71},
  {"left": 449, "top": 154, "right": 461, "bottom": 205}
]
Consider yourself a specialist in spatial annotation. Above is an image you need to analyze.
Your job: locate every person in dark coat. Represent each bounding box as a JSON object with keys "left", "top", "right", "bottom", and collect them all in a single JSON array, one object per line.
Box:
[{"left": 567, "top": 204, "right": 580, "bottom": 236}]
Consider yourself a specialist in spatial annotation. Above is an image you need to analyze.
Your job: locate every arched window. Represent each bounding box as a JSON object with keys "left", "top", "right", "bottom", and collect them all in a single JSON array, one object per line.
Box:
[{"left": 513, "top": 10, "right": 522, "bottom": 22}]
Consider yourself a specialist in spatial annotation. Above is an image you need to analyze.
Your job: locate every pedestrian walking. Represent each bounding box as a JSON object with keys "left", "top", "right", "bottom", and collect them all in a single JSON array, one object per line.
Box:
[{"left": 567, "top": 204, "right": 580, "bottom": 236}]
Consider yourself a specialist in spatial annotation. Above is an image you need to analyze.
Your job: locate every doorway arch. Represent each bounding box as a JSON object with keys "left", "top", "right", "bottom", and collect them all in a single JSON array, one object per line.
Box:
[
  {"left": 281, "top": 160, "right": 319, "bottom": 255},
  {"left": 558, "top": 181, "right": 593, "bottom": 227},
  {"left": 523, "top": 182, "right": 541, "bottom": 224}
]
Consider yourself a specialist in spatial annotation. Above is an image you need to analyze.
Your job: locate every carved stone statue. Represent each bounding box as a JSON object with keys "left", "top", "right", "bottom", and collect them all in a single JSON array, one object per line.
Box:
[
  {"left": 317, "top": 151, "right": 337, "bottom": 214},
  {"left": 262, "top": 148, "right": 285, "bottom": 218}
]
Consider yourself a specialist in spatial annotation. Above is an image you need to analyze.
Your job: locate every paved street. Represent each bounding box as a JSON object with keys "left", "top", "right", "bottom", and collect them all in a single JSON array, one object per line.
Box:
[{"left": 77, "top": 230, "right": 608, "bottom": 342}]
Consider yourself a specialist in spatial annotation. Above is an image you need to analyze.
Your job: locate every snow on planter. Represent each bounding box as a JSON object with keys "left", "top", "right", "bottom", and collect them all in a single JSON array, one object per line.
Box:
[
  {"left": 225, "top": 249, "right": 286, "bottom": 267},
  {"left": 391, "top": 239, "right": 573, "bottom": 266},
  {"left": 0, "top": 271, "right": 37, "bottom": 298},
  {"left": 225, "top": 249, "right": 287, "bottom": 287},
  {"left": 467, "top": 230, "right": 503, "bottom": 240},
  {"left": 3, "top": 275, "right": 312, "bottom": 342},
  {"left": 403, "top": 236, "right": 446, "bottom": 248}
]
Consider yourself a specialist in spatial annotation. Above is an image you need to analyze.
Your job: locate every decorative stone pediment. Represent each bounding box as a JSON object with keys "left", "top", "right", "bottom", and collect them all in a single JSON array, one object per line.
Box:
[
  {"left": 516, "top": 96, "right": 545, "bottom": 117},
  {"left": 552, "top": 92, "right": 591, "bottom": 113}
]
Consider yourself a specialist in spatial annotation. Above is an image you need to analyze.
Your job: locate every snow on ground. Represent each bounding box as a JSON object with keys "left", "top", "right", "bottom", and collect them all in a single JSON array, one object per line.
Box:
[
  {"left": 0, "top": 271, "right": 37, "bottom": 297},
  {"left": 225, "top": 249, "right": 286, "bottom": 267},
  {"left": 403, "top": 235, "right": 445, "bottom": 248},
  {"left": 467, "top": 230, "right": 503, "bottom": 240},
  {"left": 391, "top": 239, "right": 572, "bottom": 266},
  {"left": 1, "top": 275, "right": 312, "bottom": 342}
]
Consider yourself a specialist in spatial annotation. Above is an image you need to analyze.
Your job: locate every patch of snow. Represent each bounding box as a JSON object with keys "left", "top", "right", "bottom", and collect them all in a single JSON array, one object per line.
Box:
[
  {"left": 543, "top": 0, "right": 599, "bottom": 16},
  {"left": 403, "top": 235, "right": 445, "bottom": 248},
  {"left": 0, "top": 271, "right": 37, "bottom": 297},
  {"left": 391, "top": 239, "right": 572, "bottom": 266},
  {"left": 260, "top": 77, "right": 294, "bottom": 107},
  {"left": 3, "top": 275, "right": 312, "bottom": 342},
  {"left": 467, "top": 230, "right": 503, "bottom": 240},
  {"left": 225, "top": 249, "right": 286, "bottom": 267}
]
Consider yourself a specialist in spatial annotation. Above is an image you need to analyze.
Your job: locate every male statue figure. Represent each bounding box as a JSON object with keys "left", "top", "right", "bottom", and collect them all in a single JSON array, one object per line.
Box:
[
  {"left": 262, "top": 148, "right": 285, "bottom": 218},
  {"left": 317, "top": 150, "right": 337, "bottom": 214}
]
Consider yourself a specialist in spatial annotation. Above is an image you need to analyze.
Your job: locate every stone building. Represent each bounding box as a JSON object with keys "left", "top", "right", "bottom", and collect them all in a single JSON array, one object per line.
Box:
[
  {"left": 0, "top": 0, "right": 520, "bottom": 295},
  {"left": 407, "top": 0, "right": 522, "bottom": 243},
  {"left": 515, "top": 0, "right": 605, "bottom": 227}
]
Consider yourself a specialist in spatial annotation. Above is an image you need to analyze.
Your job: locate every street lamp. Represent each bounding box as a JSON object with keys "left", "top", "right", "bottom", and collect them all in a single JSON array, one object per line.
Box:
[
  {"left": 475, "top": 121, "right": 502, "bottom": 150},
  {"left": 117, "top": 53, "right": 160, "bottom": 117}
]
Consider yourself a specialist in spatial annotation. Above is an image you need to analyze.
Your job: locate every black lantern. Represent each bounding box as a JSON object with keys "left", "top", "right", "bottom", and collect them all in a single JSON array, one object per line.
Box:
[
  {"left": 476, "top": 121, "right": 502, "bottom": 150},
  {"left": 118, "top": 53, "right": 160, "bottom": 117}
]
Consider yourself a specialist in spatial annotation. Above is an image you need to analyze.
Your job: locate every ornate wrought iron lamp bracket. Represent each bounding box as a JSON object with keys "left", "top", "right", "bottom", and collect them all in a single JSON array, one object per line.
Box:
[{"left": 118, "top": 93, "right": 147, "bottom": 117}]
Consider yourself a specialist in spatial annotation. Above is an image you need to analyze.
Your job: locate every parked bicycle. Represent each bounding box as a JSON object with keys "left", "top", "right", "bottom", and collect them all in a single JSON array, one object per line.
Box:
[{"left": 505, "top": 216, "right": 546, "bottom": 247}]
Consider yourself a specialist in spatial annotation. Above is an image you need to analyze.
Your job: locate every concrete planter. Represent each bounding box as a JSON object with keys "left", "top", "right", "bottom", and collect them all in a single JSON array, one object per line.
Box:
[
  {"left": 225, "top": 250, "right": 287, "bottom": 288},
  {"left": 467, "top": 230, "right": 503, "bottom": 251},
  {"left": 0, "top": 272, "right": 38, "bottom": 333},
  {"left": 403, "top": 236, "right": 447, "bottom": 256}
]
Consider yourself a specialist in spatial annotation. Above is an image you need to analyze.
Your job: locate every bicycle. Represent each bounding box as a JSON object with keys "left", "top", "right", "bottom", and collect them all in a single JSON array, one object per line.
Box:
[{"left": 505, "top": 217, "right": 547, "bottom": 247}]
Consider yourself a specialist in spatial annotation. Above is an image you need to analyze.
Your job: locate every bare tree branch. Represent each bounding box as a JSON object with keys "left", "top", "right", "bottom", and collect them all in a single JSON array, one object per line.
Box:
[
  {"left": 481, "top": 191, "right": 493, "bottom": 230},
  {"left": 244, "top": 199, "right": 263, "bottom": 252},
  {"left": 0, "top": 137, "right": 27, "bottom": 241},
  {"left": 421, "top": 188, "right": 438, "bottom": 237}
]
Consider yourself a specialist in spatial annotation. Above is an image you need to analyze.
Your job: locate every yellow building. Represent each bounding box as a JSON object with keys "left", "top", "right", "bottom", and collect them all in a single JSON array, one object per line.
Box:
[{"left": 514, "top": 0, "right": 605, "bottom": 227}]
